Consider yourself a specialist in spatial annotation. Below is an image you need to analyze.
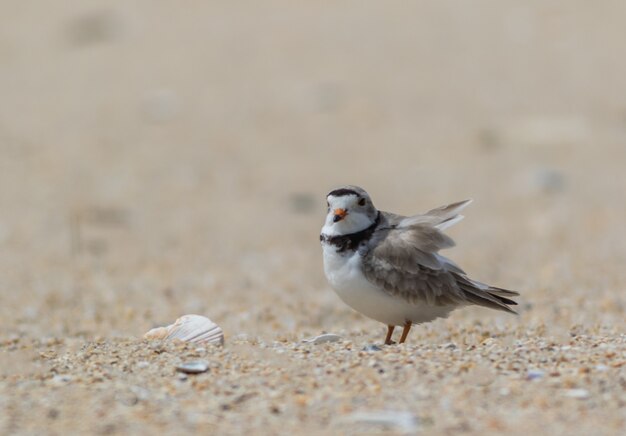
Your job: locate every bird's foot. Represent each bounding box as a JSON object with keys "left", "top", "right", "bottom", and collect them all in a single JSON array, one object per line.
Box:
[{"left": 384, "top": 325, "right": 395, "bottom": 345}]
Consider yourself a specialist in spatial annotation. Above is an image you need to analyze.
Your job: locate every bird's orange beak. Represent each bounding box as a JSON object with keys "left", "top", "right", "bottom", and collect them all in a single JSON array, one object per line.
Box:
[{"left": 333, "top": 208, "right": 347, "bottom": 222}]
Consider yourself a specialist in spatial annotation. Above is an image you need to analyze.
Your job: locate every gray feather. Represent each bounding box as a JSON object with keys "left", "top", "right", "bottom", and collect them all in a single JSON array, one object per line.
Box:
[{"left": 361, "top": 205, "right": 519, "bottom": 313}]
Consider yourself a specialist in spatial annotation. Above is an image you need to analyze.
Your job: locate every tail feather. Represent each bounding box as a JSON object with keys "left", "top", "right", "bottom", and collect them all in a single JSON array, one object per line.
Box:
[
  {"left": 458, "top": 284, "right": 518, "bottom": 314},
  {"left": 454, "top": 273, "right": 519, "bottom": 314},
  {"left": 488, "top": 292, "right": 517, "bottom": 306},
  {"left": 487, "top": 286, "right": 520, "bottom": 297}
]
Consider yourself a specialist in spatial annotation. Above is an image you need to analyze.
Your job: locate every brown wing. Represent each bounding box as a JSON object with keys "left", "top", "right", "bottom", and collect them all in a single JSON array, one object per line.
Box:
[{"left": 362, "top": 211, "right": 519, "bottom": 312}]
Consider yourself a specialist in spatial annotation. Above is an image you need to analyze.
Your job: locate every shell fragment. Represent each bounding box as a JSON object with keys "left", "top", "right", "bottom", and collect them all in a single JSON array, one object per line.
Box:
[
  {"left": 302, "top": 333, "right": 342, "bottom": 344},
  {"left": 144, "top": 315, "right": 224, "bottom": 345}
]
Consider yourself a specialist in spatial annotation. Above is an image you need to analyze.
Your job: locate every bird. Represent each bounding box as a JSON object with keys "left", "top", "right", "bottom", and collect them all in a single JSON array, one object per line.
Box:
[{"left": 320, "top": 185, "right": 519, "bottom": 345}]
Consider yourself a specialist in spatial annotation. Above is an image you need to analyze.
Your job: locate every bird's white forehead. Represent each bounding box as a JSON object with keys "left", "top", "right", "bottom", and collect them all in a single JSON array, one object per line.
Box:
[{"left": 327, "top": 194, "right": 359, "bottom": 206}]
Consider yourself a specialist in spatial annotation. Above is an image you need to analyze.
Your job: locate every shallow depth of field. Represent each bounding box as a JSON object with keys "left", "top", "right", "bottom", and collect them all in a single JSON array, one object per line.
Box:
[{"left": 1, "top": 2, "right": 625, "bottom": 434}]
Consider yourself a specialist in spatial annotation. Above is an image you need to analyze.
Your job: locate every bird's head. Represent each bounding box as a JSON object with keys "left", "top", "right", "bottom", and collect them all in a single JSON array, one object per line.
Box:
[{"left": 323, "top": 185, "right": 378, "bottom": 235}]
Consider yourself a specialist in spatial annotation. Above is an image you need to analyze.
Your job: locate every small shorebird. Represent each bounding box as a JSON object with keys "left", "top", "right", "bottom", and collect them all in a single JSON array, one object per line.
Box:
[{"left": 320, "top": 186, "right": 519, "bottom": 345}]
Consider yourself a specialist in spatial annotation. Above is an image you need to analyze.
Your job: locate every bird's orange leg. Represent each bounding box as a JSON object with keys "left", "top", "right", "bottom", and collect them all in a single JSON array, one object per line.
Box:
[
  {"left": 399, "top": 321, "right": 412, "bottom": 344},
  {"left": 384, "top": 325, "right": 395, "bottom": 345}
]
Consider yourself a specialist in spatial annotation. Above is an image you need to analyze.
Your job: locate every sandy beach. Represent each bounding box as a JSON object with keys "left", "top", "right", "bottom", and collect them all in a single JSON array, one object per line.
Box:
[{"left": 1, "top": 2, "right": 625, "bottom": 434}]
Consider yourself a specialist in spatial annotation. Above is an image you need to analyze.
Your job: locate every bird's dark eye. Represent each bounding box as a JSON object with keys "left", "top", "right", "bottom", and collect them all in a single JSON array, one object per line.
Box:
[{"left": 358, "top": 198, "right": 366, "bottom": 206}]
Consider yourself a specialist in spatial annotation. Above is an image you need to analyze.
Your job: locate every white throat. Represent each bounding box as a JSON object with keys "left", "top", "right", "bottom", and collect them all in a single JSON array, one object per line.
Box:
[
  {"left": 322, "top": 193, "right": 377, "bottom": 236},
  {"left": 322, "top": 214, "right": 375, "bottom": 236}
]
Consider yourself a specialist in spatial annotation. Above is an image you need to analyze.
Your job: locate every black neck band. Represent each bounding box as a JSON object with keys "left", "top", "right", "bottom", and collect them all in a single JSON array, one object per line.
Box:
[{"left": 320, "top": 212, "right": 381, "bottom": 253}]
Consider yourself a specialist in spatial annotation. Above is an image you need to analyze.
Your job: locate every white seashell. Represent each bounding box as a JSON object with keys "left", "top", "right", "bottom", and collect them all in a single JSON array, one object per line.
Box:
[
  {"left": 302, "top": 333, "right": 342, "bottom": 344},
  {"left": 144, "top": 314, "right": 224, "bottom": 345}
]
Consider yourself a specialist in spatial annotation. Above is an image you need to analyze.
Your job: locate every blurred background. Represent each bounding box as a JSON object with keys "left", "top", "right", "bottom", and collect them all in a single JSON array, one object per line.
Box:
[{"left": 1, "top": 1, "right": 625, "bottom": 340}]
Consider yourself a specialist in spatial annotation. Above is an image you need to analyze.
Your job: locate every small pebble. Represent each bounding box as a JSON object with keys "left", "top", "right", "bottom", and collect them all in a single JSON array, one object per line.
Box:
[
  {"left": 136, "top": 361, "right": 150, "bottom": 369},
  {"left": 526, "top": 369, "right": 545, "bottom": 380},
  {"left": 302, "top": 334, "right": 342, "bottom": 345},
  {"left": 341, "top": 411, "right": 419, "bottom": 431},
  {"left": 175, "top": 361, "right": 209, "bottom": 374},
  {"left": 50, "top": 375, "right": 73, "bottom": 385},
  {"left": 129, "top": 386, "right": 150, "bottom": 401},
  {"left": 563, "top": 389, "right": 590, "bottom": 399},
  {"left": 362, "top": 345, "right": 382, "bottom": 352}
]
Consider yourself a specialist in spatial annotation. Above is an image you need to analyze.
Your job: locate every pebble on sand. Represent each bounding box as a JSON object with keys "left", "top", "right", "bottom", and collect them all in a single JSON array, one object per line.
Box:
[
  {"left": 563, "top": 389, "right": 591, "bottom": 400},
  {"left": 526, "top": 369, "right": 545, "bottom": 380},
  {"left": 339, "top": 410, "right": 419, "bottom": 432},
  {"left": 302, "top": 334, "right": 342, "bottom": 344},
  {"left": 175, "top": 361, "right": 210, "bottom": 374}
]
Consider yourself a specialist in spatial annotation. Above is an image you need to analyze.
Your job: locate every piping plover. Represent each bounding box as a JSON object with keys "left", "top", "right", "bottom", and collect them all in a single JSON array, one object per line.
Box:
[{"left": 320, "top": 185, "right": 519, "bottom": 345}]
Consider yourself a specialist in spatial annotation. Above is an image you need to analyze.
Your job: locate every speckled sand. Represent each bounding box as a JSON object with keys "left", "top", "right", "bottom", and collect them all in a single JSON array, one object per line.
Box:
[{"left": 1, "top": 2, "right": 625, "bottom": 435}]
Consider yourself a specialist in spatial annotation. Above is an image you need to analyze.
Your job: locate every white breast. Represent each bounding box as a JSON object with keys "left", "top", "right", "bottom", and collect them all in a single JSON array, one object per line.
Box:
[{"left": 322, "top": 243, "right": 453, "bottom": 326}]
